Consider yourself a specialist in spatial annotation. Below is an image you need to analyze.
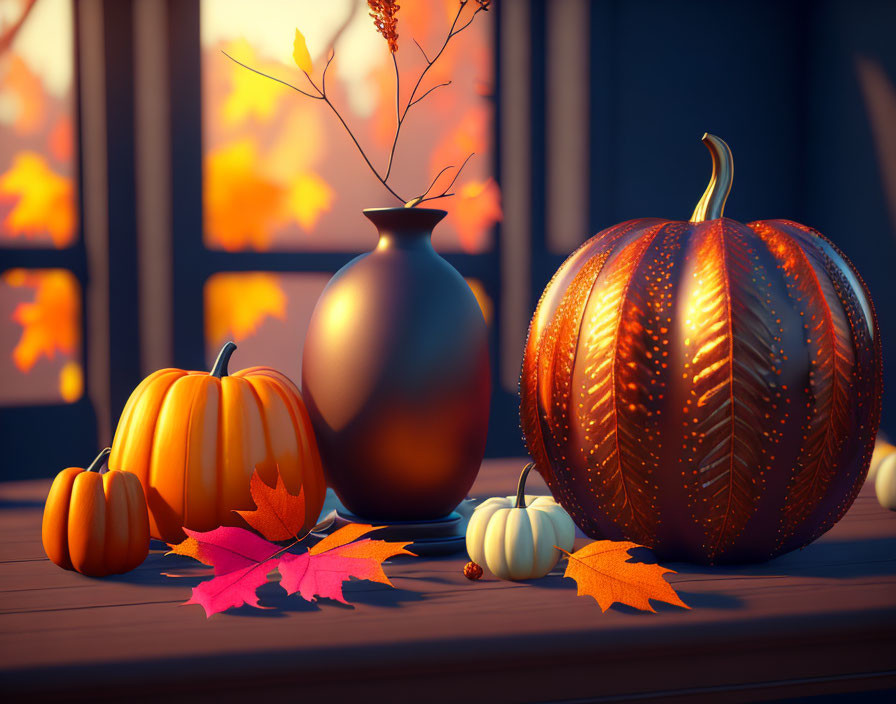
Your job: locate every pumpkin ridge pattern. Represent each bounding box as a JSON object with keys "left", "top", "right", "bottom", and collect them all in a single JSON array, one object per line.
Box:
[
  {"left": 521, "top": 219, "right": 639, "bottom": 491},
  {"left": 576, "top": 223, "right": 666, "bottom": 545},
  {"left": 748, "top": 221, "right": 854, "bottom": 549},
  {"left": 679, "top": 222, "right": 772, "bottom": 558},
  {"left": 536, "top": 220, "right": 652, "bottom": 530},
  {"left": 521, "top": 212, "right": 880, "bottom": 563},
  {"left": 776, "top": 223, "right": 880, "bottom": 547}
]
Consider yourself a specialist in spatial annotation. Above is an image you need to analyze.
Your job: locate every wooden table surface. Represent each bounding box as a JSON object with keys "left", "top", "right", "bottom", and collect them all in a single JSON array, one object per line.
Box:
[{"left": 2, "top": 458, "right": 895, "bottom": 703}]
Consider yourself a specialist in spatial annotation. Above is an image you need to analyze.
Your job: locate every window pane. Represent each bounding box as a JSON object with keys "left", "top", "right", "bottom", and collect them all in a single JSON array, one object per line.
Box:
[
  {"left": 204, "top": 271, "right": 330, "bottom": 382},
  {"left": 0, "top": 0, "right": 77, "bottom": 249},
  {"left": 200, "top": 0, "right": 498, "bottom": 253},
  {"left": 0, "top": 268, "right": 82, "bottom": 405}
]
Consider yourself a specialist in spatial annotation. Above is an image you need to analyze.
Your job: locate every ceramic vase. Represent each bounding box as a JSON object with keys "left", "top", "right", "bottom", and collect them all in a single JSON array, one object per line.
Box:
[{"left": 301, "top": 207, "right": 490, "bottom": 521}]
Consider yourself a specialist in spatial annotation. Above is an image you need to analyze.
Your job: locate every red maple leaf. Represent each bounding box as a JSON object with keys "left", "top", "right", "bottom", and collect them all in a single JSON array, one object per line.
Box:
[
  {"left": 167, "top": 467, "right": 414, "bottom": 617},
  {"left": 235, "top": 468, "right": 306, "bottom": 541}
]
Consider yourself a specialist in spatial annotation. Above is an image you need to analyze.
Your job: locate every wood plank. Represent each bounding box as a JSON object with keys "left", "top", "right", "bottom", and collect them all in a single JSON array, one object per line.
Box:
[{"left": 1, "top": 460, "right": 895, "bottom": 702}]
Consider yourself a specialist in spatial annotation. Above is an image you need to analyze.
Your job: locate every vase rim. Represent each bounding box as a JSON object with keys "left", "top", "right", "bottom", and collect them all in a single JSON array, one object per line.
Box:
[
  {"left": 362, "top": 206, "right": 448, "bottom": 216},
  {"left": 363, "top": 206, "right": 447, "bottom": 232}
]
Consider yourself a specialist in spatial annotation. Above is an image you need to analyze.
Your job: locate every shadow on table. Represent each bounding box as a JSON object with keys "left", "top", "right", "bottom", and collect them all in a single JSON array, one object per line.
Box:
[
  {"left": 667, "top": 536, "right": 896, "bottom": 580},
  {"left": 502, "top": 569, "right": 741, "bottom": 612}
]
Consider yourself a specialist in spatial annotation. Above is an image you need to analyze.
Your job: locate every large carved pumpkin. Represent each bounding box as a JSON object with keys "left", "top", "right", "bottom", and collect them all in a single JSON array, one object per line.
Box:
[
  {"left": 109, "top": 342, "right": 326, "bottom": 543},
  {"left": 521, "top": 135, "right": 881, "bottom": 564}
]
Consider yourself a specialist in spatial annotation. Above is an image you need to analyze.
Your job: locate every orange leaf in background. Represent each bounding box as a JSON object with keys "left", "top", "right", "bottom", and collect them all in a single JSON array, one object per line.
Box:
[
  {"left": 561, "top": 541, "right": 690, "bottom": 613},
  {"left": 285, "top": 172, "right": 334, "bottom": 231},
  {"left": 221, "top": 40, "right": 285, "bottom": 126},
  {"left": 429, "top": 106, "right": 488, "bottom": 185},
  {"left": 450, "top": 178, "right": 502, "bottom": 252},
  {"left": 6, "top": 269, "right": 80, "bottom": 372},
  {"left": 204, "top": 140, "right": 283, "bottom": 251},
  {"left": 58, "top": 360, "right": 83, "bottom": 403},
  {"left": 48, "top": 116, "right": 74, "bottom": 163},
  {"left": 1, "top": 55, "right": 45, "bottom": 134},
  {"left": 236, "top": 468, "right": 307, "bottom": 541},
  {"left": 0, "top": 152, "right": 76, "bottom": 247},
  {"left": 205, "top": 272, "right": 286, "bottom": 345}
]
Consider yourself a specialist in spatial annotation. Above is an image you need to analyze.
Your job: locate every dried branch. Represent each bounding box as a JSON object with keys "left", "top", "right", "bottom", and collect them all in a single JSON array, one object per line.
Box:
[
  {"left": 0, "top": 0, "right": 37, "bottom": 56},
  {"left": 222, "top": 51, "right": 321, "bottom": 100},
  {"left": 225, "top": 0, "right": 488, "bottom": 207},
  {"left": 417, "top": 152, "right": 474, "bottom": 205}
]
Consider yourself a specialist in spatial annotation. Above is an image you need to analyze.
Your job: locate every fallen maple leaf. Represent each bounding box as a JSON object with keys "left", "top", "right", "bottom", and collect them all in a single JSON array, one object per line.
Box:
[
  {"left": 279, "top": 526, "right": 413, "bottom": 604},
  {"left": 169, "top": 523, "right": 413, "bottom": 617},
  {"left": 561, "top": 541, "right": 690, "bottom": 613},
  {"left": 235, "top": 468, "right": 306, "bottom": 541},
  {"left": 168, "top": 474, "right": 414, "bottom": 618}
]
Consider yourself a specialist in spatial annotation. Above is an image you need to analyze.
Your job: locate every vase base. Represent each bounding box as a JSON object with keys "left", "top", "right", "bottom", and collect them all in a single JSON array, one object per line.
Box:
[{"left": 328, "top": 509, "right": 466, "bottom": 556}]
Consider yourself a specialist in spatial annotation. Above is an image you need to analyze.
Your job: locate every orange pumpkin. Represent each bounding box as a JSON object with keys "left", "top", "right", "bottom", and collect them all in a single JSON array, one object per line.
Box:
[
  {"left": 42, "top": 448, "right": 150, "bottom": 576},
  {"left": 109, "top": 342, "right": 325, "bottom": 543}
]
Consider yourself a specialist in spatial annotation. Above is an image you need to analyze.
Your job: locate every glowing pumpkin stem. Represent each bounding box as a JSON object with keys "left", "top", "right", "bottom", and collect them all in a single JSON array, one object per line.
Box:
[
  {"left": 690, "top": 133, "right": 733, "bottom": 223},
  {"left": 211, "top": 341, "right": 237, "bottom": 378},
  {"left": 515, "top": 462, "right": 535, "bottom": 509},
  {"left": 86, "top": 447, "right": 112, "bottom": 474}
]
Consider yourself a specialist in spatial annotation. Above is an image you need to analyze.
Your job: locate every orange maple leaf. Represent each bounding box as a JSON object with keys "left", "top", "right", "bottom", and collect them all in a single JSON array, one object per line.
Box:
[
  {"left": 236, "top": 468, "right": 306, "bottom": 541},
  {"left": 5, "top": 268, "right": 80, "bottom": 372},
  {"left": 561, "top": 541, "right": 690, "bottom": 613},
  {"left": 204, "top": 140, "right": 284, "bottom": 251},
  {"left": 204, "top": 272, "right": 286, "bottom": 345},
  {"left": 0, "top": 152, "right": 76, "bottom": 248}
]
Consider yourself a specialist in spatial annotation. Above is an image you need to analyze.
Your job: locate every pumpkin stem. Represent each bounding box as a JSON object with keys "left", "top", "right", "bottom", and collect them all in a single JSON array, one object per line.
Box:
[
  {"left": 86, "top": 448, "right": 112, "bottom": 474},
  {"left": 690, "top": 133, "right": 733, "bottom": 223},
  {"left": 210, "top": 341, "right": 237, "bottom": 378},
  {"left": 515, "top": 462, "right": 535, "bottom": 509}
]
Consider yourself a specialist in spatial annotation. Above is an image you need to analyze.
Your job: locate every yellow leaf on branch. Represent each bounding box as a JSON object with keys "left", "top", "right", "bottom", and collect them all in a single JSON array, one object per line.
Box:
[
  {"left": 205, "top": 272, "right": 286, "bottom": 345},
  {"left": 292, "top": 29, "right": 312, "bottom": 74},
  {"left": 0, "top": 152, "right": 76, "bottom": 248},
  {"left": 562, "top": 540, "right": 690, "bottom": 613}
]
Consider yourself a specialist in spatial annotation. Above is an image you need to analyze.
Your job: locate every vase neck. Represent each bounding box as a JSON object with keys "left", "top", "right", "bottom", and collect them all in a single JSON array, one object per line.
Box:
[{"left": 363, "top": 207, "right": 447, "bottom": 251}]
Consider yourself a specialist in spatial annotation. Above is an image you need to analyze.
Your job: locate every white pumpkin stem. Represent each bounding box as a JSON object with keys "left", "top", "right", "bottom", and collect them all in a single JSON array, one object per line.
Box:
[
  {"left": 86, "top": 448, "right": 112, "bottom": 474},
  {"left": 515, "top": 463, "right": 535, "bottom": 509}
]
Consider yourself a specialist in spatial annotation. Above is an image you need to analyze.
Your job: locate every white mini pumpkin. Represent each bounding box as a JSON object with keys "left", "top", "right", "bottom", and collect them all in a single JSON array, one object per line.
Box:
[
  {"left": 875, "top": 452, "right": 896, "bottom": 511},
  {"left": 466, "top": 463, "right": 576, "bottom": 580}
]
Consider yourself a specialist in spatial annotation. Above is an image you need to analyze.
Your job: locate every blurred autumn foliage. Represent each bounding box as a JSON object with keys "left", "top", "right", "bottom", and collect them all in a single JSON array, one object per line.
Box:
[
  {"left": 1, "top": 0, "right": 81, "bottom": 405},
  {"left": 201, "top": 0, "right": 498, "bottom": 254},
  {"left": 200, "top": 0, "right": 498, "bottom": 363},
  {"left": 204, "top": 272, "right": 287, "bottom": 346}
]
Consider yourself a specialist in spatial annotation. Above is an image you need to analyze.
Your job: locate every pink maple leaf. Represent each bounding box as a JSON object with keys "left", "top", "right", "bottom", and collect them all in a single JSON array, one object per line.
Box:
[{"left": 166, "top": 524, "right": 413, "bottom": 618}]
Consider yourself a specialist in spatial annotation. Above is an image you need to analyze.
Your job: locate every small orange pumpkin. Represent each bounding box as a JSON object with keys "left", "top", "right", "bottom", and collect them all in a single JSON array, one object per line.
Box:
[
  {"left": 42, "top": 448, "right": 150, "bottom": 576},
  {"left": 109, "top": 342, "right": 326, "bottom": 543}
]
